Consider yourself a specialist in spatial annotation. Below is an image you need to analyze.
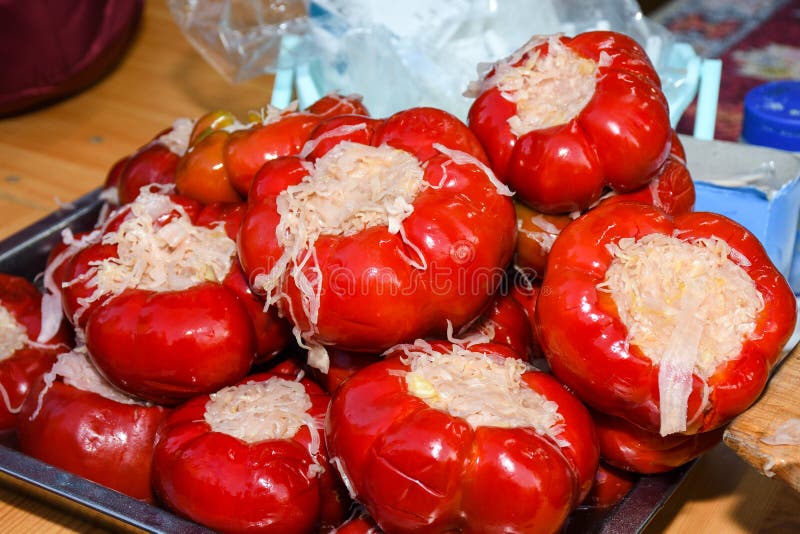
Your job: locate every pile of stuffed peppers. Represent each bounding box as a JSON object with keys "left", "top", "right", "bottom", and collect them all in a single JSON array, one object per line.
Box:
[{"left": 0, "top": 30, "right": 795, "bottom": 534}]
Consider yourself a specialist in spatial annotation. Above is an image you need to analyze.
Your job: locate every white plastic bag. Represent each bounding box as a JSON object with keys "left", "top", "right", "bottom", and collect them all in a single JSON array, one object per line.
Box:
[{"left": 169, "top": 0, "right": 702, "bottom": 124}]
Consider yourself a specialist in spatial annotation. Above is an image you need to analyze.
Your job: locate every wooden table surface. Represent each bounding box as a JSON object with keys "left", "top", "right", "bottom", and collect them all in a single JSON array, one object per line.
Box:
[{"left": 0, "top": 2, "right": 798, "bottom": 532}]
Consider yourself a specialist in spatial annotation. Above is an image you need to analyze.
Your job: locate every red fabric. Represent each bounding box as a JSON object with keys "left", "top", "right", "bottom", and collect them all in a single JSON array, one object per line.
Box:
[{"left": 0, "top": 0, "right": 143, "bottom": 116}]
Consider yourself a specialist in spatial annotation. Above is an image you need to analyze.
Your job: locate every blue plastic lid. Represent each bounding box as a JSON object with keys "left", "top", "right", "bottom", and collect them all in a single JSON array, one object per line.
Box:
[{"left": 742, "top": 80, "right": 800, "bottom": 151}]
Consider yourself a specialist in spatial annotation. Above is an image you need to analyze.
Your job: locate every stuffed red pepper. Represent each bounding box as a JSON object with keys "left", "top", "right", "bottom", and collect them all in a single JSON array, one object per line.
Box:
[
  {"left": 326, "top": 340, "right": 599, "bottom": 533},
  {"left": 537, "top": 201, "right": 796, "bottom": 436},
  {"left": 468, "top": 31, "right": 672, "bottom": 213},
  {"left": 18, "top": 347, "right": 168, "bottom": 502},
  {"left": 153, "top": 368, "right": 347, "bottom": 533},
  {"left": 239, "top": 107, "right": 517, "bottom": 372}
]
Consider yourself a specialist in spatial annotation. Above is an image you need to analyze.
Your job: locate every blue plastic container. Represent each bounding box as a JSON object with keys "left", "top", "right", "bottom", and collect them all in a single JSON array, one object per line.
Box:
[
  {"left": 742, "top": 81, "right": 800, "bottom": 152},
  {"left": 681, "top": 136, "right": 800, "bottom": 288}
]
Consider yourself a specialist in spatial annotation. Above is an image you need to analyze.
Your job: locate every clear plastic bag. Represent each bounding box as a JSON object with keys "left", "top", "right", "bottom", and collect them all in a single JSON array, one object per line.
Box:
[
  {"left": 167, "top": 0, "right": 313, "bottom": 81},
  {"left": 168, "top": 0, "right": 702, "bottom": 124}
]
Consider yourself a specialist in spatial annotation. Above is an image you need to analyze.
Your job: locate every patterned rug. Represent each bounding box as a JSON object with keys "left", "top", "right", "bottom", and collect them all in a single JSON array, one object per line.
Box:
[{"left": 652, "top": 0, "right": 800, "bottom": 140}]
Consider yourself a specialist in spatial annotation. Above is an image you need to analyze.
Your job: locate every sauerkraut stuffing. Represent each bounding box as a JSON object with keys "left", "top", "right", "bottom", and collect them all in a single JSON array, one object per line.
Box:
[
  {"left": 400, "top": 341, "right": 565, "bottom": 443},
  {"left": 0, "top": 306, "right": 28, "bottom": 360},
  {"left": 83, "top": 190, "right": 235, "bottom": 307},
  {"left": 253, "top": 142, "right": 430, "bottom": 372},
  {"left": 32, "top": 347, "right": 141, "bottom": 418},
  {"left": 599, "top": 233, "right": 764, "bottom": 435},
  {"left": 471, "top": 36, "right": 598, "bottom": 136},
  {"left": 517, "top": 214, "right": 561, "bottom": 254},
  {"left": 204, "top": 377, "right": 323, "bottom": 473}
]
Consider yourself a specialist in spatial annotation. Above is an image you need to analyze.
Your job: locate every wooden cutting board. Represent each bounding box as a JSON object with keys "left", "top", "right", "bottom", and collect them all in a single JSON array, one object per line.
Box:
[{"left": 724, "top": 342, "right": 800, "bottom": 491}]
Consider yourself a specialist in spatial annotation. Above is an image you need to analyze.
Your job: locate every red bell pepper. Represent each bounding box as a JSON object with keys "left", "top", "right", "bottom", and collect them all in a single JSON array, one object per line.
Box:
[
  {"left": 196, "top": 201, "right": 292, "bottom": 364},
  {"left": 111, "top": 93, "right": 368, "bottom": 206},
  {"left": 57, "top": 188, "right": 256, "bottom": 404},
  {"left": 116, "top": 142, "right": 180, "bottom": 205},
  {"left": 17, "top": 348, "right": 169, "bottom": 502},
  {"left": 238, "top": 107, "right": 516, "bottom": 372},
  {"left": 305, "top": 92, "right": 370, "bottom": 118},
  {"left": 536, "top": 201, "right": 796, "bottom": 436},
  {"left": 101, "top": 155, "right": 130, "bottom": 205},
  {"left": 593, "top": 410, "right": 723, "bottom": 475},
  {"left": 0, "top": 274, "right": 71, "bottom": 430},
  {"left": 152, "top": 368, "right": 347, "bottom": 533},
  {"left": 508, "top": 280, "right": 547, "bottom": 365},
  {"left": 176, "top": 93, "right": 370, "bottom": 203},
  {"left": 468, "top": 31, "right": 672, "bottom": 213},
  {"left": 579, "top": 461, "right": 636, "bottom": 510},
  {"left": 460, "top": 291, "right": 536, "bottom": 361},
  {"left": 515, "top": 131, "right": 694, "bottom": 278},
  {"left": 326, "top": 341, "right": 599, "bottom": 533}
]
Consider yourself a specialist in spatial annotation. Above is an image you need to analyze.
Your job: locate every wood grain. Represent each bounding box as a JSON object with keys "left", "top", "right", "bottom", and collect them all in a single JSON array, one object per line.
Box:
[
  {"left": 725, "top": 346, "right": 800, "bottom": 492},
  {"left": 0, "top": 0, "right": 273, "bottom": 240},
  {"left": 1, "top": 1, "right": 799, "bottom": 533}
]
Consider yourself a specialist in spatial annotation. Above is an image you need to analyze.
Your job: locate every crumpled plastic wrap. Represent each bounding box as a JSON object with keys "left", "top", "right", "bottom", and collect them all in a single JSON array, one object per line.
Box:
[
  {"left": 168, "top": 0, "right": 701, "bottom": 124},
  {"left": 167, "top": 0, "right": 312, "bottom": 81}
]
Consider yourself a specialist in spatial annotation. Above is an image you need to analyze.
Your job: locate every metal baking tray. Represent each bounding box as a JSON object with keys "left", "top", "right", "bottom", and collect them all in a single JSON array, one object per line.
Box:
[{"left": 0, "top": 189, "right": 692, "bottom": 533}]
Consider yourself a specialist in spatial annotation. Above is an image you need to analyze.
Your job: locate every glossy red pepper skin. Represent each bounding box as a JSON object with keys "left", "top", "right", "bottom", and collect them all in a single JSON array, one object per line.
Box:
[
  {"left": 238, "top": 108, "right": 516, "bottom": 355},
  {"left": 197, "top": 202, "right": 293, "bottom": 364},
  {"left": 152, "top": 370, "right": 346, "bottom": 533},
  {"left": 514, "top": 131, "right": 694, "bottom": 278},
  {"left": 222, "top": 266, "right": 292, "bottom": 364},
  {"left": 57, "top": 193, "right": 257, "bottom": 404},
  {"left": 224, "top": 113, "right": 322, "bottom": 196},
  {"left": 113, "top": 94, "right": 368, "bottom": 206},
  {"left": 301, "top": 114, "right": 383, "bottom": 162},
  {"left": 0, "top": 275, "right": 71, "bottom": 429},
  {"left": 60, "top": 241, "right": 120, "bottom": 328},
  {"left": 85, "top": 283, "right": 255, "bottom": 405},
  {"left": 593, "top": 410, "right": 724, "bottom": 475},
  {"left": 326, "top": 342, "right": 599, "bottom": 534},
  {"left": 176, "top": 130, "right": 242, "bottom": 204},
  {"left": 116, "top": 143, "right": 179, "bottom": 205},
  {"left": 468, "top": 31, "right": 672, "bottom": 213},
  {"left": 311, "top": 348, "right": 381, "bottom": 395},
  {"left": 332, "top": 513, "right": 380, "bottom": 534},
  {"left": 536, "top": 201, "right": 797, "bottom": 435},
  {"left": 59, "top": 193, "right": 204, "bottom": 329},
  {"left": 602, "top": 132, "right": 695, "bottom": 214},
  {"left": 223, "top": 93, "right": 371, "bottom": 198},
  {"left": 463, "top": 291, "right": 535, "bottom": 361},
  {"left": 0, "top": 274, "right": 70, "bottom": 347},
  {"left": 508, "top": 282, "right": 546, "bottom": 363},
  {"left": 102, "top": 155, "right": 130, "bottom": 198},
  {"left": 0, "top": 348, "right": 58, "bottom": 430},
  {"left": 579, "top": 461, "right": 636, "bottom": 509},
  {"left": 374, "top": 107, "right": 490, "bottom": 165},
  {"left": 17, "top": 379, "right": 168, "bottom": 502},
  {"left": 306, "top": 93, "right": 369, "bottom": 118}
]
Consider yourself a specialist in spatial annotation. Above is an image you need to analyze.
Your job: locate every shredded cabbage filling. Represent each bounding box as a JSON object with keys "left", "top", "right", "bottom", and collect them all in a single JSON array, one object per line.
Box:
[
  {"left": 82, "top": 190, "right": 235, "bottom": 306},
  {"left": 0, "top": 306, "right": 28, "bottom": 360},
  {"left": 204, "top": 377, "right": 321, "bottom": 455},
  {"left": 476, "top": 36, "right": 598, "bottom": 136},
  {"left": 30, "top": 347, "right": 142, "bottom": 421},
  {"left": 253, "top": 142, "right": 429, "bottom": 372},
  {"left": 400, "top": 341, "right": 565, "bottom": 443},
  {"left": 599, "top": 233, "right": 764, "bottom": 435},
  {"left": 157, "top": 118, "right": 196, "bottom": 157}
]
